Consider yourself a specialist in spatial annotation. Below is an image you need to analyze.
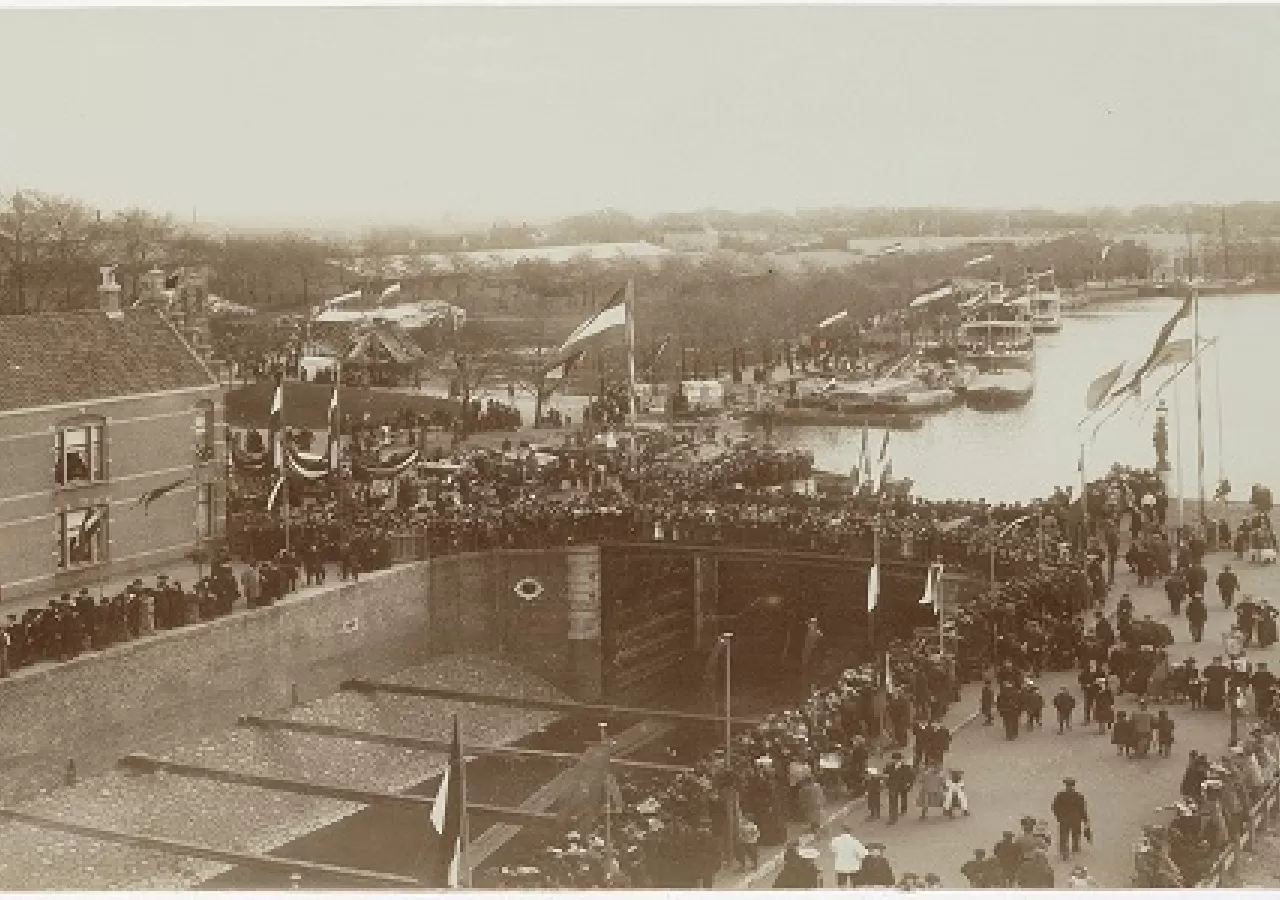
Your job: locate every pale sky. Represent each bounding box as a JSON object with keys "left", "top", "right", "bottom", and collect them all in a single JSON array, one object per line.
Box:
[{"left": 1, "top": 5, "right": 1277, "bottom": 228}]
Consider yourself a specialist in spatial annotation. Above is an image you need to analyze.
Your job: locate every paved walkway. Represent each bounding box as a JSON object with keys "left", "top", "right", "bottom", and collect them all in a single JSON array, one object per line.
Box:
[{"left": 742, "top": 545, "right": 1280, "bottom": 889}]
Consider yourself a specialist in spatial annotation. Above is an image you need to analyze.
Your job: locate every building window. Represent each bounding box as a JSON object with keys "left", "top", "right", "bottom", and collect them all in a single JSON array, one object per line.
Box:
[
  {"left": 194, "top": 400, "right": 215, "bottom": 463},
  {"left": 60, "top": 504, "right": 107, "bottom": 569},
  {"left": 196, "top": 484, "right": 213, "bottom": 538},
  {"left": 55, "top": 421, "right": 105, "bottom": 485}
]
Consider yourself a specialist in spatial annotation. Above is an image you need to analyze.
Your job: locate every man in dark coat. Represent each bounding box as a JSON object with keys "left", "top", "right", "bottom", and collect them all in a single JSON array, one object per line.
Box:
[
  {"left": 1165, "top": 571, "right": 1186, "bottom": 616},
  {"left": 1217, "top": 564, "right": 1239, "bottom": 609},
  {"left": 884, "top": 752, "right": 914, "bottom": 825},
  {"left": 1186, "top": 594, "right": 1209, "bottom": 642},
  {"left": 1051, "top": 778, "right": 1090, "bottom": 861}
]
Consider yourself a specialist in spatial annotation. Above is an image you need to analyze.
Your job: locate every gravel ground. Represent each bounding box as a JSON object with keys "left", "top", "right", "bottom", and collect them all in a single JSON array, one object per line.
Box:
[{"left": 0, "top": 654, "right": 566, "bottom": 890}]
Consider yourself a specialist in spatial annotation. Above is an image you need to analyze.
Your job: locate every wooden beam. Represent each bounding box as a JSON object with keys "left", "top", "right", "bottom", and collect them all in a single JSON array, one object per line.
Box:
[
  {"left": 118, "top": 754, "right": 556, "bottom": 827},
  {"left": 341, "top": 681, "right": 761, "bottom": 728},
  {"left": 467, "top": 719, "right": 672, "bottom": 870},
  {"left": 238, "top": 716, "right": 692, "bottom": 775},
  {"left": 0, "top": 806, "right": 420, "bottom": 888}
]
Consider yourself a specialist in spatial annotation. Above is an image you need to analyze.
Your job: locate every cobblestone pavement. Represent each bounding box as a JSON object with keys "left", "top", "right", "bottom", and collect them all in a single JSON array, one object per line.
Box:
[{"left": 747, "top": 545, "right": 1280, "bottom": 889}]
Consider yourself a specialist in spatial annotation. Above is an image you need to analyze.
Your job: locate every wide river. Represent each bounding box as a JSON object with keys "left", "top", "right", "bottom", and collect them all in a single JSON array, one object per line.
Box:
[
  {"left": 490, "top": 293, "right": 1278, "bottom": 504},
  {"left": 744, "top": 292, "right": 1279, "bottom": 502}
]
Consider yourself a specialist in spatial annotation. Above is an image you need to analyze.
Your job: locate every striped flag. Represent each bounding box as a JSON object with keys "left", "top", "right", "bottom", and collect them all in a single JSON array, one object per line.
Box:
[
  {"left": 327, "top": 383, "right": 341, "bottom": 472},
  {"left": 911, "top": 282, "right": 955, "bottom": 307},
  {"left": 266, "top": 475, "right": 286, "bottom": 512},
  {"left": 919, "top": 562, "right": 943, "bottom": 613},
  {"left": 866, "top": 563, "right": 880, "bottom": 613},
  {"left": 1085, "top": 363, "right": 1125, "bottom": 411},
  {"left": 997, "top": 514, "right": 1033, "bottom": 541},
  {"left": 1150, "top": 337, "right": 1193, "bottom": 372},
  {"left": 818, "top": 310, "right": 849, "bottom": 329},
  {"left": 134, "top": 477, "right": 190, "bottom": 512},
  {"left": 541, "top": 286, "right": 627, "bottom": 376},
  {"left": 428, "top": 715, "right": 466, "bottom": 888},
  {"left": 1111, "top": 293, "right": 1193, "bottom": 399},
  {"left": 268, "top": 375, "right": 284, "bottom": 471}
]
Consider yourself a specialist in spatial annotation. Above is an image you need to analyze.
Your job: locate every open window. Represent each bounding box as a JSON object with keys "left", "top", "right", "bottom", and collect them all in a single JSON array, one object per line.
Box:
[
  {"left": 54, "top": 419, "right": 105, "bottom": 485},
  {"left": 194, "top": 399, "right": 215, "bottom": 463},
  {"left": 60, "top": 504, "right": 108, "bottom": 568}
]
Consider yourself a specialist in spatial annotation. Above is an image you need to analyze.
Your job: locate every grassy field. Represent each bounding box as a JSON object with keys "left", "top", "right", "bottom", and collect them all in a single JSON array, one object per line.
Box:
[{"left": 225, "top": 380, "right": 457, "bottom": 429}]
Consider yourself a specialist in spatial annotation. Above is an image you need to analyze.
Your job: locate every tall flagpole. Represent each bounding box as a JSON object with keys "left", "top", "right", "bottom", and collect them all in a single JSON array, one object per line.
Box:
[
  {"left": 722, "top": 631, "right": 736, "bottom": 866},
  {"left": 459, "top": 713, "right": 470, "bottom": 889},
  {"left": 599, "top": 721, "right": 613, "bottom": 879},
  {"left": 625, "top": 278, "right": 638, "bottom": 473},
  {"left": 1174, "top": 379, "right": 1185, "bottom": 533},
  {"left": 1193, "top": 285, "right": 1205, "bottom": 526}
]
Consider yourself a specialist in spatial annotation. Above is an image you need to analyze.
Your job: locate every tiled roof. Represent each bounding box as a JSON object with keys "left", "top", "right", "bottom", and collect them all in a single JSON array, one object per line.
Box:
[{"left": 0, "top": 309, "right": 217, "bottom": 412}]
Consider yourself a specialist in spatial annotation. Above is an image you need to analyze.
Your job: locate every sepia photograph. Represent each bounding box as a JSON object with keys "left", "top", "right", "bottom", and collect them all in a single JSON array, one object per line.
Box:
[{"left": 1, "top": 1, "right": 1280, "bottom": 891}]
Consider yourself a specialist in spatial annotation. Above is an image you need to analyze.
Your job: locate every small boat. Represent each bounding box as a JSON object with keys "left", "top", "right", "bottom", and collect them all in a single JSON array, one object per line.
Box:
[
  {"left": 748, "top": 402, "right": 924, "bottom": 430},
  {"left": 821, "top": 377, "right": 957, "bottom": 415},
  {"left": 957, "top": 288, "right": 1036, "bottom": 371},
  {"left": 1028, "top": 269, "right": 1063, "bottom": 333},
  {"left": 965, "top": 369, "right": 1034, "bottom": 410}
]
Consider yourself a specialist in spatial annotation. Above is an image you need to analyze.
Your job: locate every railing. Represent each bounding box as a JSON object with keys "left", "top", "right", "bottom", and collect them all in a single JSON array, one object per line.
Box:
[{"left": 1193, "top": 776, "right": 1280, "bottom": 887}]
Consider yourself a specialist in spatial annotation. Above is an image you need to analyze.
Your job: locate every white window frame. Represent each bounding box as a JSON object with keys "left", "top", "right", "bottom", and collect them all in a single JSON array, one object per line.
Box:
[
  {"left": 193, "top": 400, "right": 215, "bottom": 462},
  {"left": 55, "top": 421, "right": 105, "bottom": 485},
  {"left": 59, "top": 504, "right": 108, "bottom": 569}
]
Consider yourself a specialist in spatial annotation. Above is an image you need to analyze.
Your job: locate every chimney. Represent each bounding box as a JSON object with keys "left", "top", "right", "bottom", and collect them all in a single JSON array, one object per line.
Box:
[{"left": 99, "top": 265, "right": 122, "bottom": 318}]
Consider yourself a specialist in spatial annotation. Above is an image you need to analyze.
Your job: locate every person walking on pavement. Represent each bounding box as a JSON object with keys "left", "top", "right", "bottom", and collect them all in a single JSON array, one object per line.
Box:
[
  {"left": 992, "top": 831, "right": 1021, "bottom": 887},
  {"left": 1051, "top": 778, "right": 1091, "bottom": 862},
  {"left": 1186, "top": 593, "right": 1208, "bottom": 643},
  {"left": 1155, "top": 709, "right": 1176, "bottom": 758},
  {"left": 1053, "top": 687, "right": 1077, "bottom": 733},
  {"left": 1165, "top": 570, "right": 1186, "bottom": 616},
  {"left": 980, "top": 679, "right": 995, "bottom": 726},
  {"left": 1218, "top": 564, "right": 1239, "bottom": 609},
  {"left": 884, "top": 752, "right": 914, "bottom": 825},
  {"left": 997, "top": 685, "right": 1022, "bottom": 740}
]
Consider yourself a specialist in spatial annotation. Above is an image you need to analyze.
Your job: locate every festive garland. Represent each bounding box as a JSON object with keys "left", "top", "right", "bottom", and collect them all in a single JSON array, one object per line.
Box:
[{"left": 357, "top": 447, "right": 421, "bottom": 479}]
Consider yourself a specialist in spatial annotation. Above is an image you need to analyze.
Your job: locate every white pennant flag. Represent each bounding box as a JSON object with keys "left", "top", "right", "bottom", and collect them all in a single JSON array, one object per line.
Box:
[{"left": 866, "top": 563, "right": 880, "bottom": 613}]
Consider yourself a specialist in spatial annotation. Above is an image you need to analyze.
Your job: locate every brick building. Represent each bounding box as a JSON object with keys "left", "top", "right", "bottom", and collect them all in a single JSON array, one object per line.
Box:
[{"left": 0, "top": 269, "right": 225, "bottom": 602}]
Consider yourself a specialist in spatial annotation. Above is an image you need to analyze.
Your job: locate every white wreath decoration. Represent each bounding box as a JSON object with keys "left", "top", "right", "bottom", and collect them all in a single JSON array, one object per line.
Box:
[{"left": 514, "top": 577, "right": 544, "bottom": 600}]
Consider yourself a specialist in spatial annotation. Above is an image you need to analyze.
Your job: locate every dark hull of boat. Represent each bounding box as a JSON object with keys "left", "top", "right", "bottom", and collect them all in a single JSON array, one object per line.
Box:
[
  {"left": 747, "top": 409, "right": 925, "bottom": 430},
  {"left": 965, "top": 389, "right": 1032, "bottom": 410}
]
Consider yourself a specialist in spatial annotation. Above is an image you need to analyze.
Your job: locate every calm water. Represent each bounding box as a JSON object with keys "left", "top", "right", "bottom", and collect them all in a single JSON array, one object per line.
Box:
[
  {"left": 741, "top": 293, "right": 1280, "bottom": 502},
  {"left": 486, "top": 293, "right": 1279, "bottom": 503}
]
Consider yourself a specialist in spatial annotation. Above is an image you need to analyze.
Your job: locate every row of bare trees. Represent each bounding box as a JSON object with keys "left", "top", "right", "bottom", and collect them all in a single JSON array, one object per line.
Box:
[{"left": 0, "top": 190, "right": 347, "bottom": 316}]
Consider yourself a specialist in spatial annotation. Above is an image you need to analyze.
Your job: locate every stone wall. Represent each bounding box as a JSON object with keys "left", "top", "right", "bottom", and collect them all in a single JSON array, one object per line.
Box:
[
  {"left": 0, "top": 563, "right": 431, "bottom": 806},
  {"left": 0, "top": 547, "right": 588, "bottom": 807}
]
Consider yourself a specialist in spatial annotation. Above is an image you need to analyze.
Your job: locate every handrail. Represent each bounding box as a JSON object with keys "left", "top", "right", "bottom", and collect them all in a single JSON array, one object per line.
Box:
[{"left": 1193, "top": 776, "right": 1280, "bottom": 887}]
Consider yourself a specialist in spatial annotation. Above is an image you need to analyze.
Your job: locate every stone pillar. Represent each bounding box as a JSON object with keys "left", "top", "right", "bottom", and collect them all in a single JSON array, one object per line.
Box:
[{"left": 565, "top": 546, "right": 602, "bottom": 701}]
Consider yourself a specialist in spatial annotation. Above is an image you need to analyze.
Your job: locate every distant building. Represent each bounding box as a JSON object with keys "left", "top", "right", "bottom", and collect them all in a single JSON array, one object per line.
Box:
[
  {"left": 0, "top": 269, "right": 225, "bottom": 602},
  {"left": 662, "top": 229, "right": 720, "bottom": 253}
]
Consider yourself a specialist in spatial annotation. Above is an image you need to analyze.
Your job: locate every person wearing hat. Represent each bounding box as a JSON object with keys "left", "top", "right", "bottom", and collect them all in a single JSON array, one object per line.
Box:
[
  {"left": 992, "top": 830, "right": 1021, "bottom": 887},
  {"left": 1204, "top": 656, "right": 1230, "bottom": 711},
  {"left": 1186, "top": 590, "right": 1209, "bottom": 643},
  {"left": 960, "top": 848, "right": 996, "bottom": 888},
  {"left": 1217, "top": 563, "right": 1239, "bottom": 610},
  {"left": 773, "top": 839, "right": 821, "bottom": 889},
  {"left": 884, "top": 752, "right": 915, "bottom": 825},
  {"left": 1051, "top": 778, "right": 1090, "bottom": 861},
  {"left": 1068, "top": 865, "right": 1097, "bottom": 888},
  {"left": 864, "top": 766, "right": 884, "bottom": 821},
  {"left": 857, "top": 843, "right": 895, "bottom": 887}
]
